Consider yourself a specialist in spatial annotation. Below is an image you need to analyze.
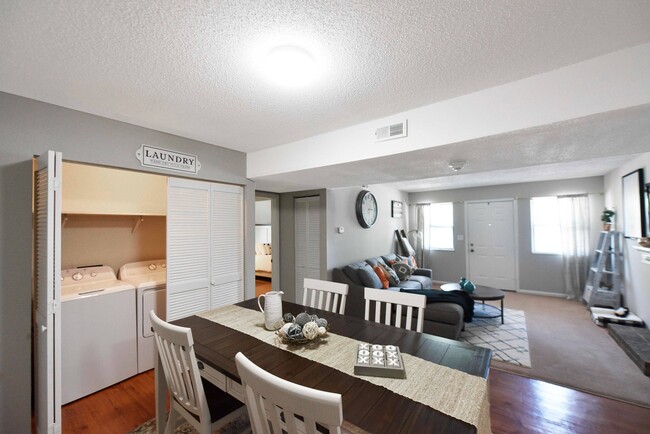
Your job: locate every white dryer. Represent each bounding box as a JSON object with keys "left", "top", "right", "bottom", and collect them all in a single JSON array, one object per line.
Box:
[
  {"left": 61, "top": 266, "right": 137, "bottom": 404},
  {"left": 119, "top": 259, "right": 167, "bottom": 373}
]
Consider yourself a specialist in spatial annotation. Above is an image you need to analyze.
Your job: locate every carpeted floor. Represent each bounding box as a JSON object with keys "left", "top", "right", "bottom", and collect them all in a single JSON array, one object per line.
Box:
[
  {"left": 488, "top": 291, "right": 650, "bottom": 408},
  {"left": 460, "top": 308, "right": 531, "bottom": 367},
  {"left": 128, "top": 415, "right": 250, "bottom": 434}
]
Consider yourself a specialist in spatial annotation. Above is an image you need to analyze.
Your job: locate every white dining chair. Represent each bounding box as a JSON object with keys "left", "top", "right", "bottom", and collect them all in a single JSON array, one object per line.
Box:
[
  {"left": 364, "top": 287, "right": 427, "bottom": 332},
  {"left": 150, "top": 311, "right": 247, "bottom": 434},
  {"left": 302, "top": 278, "right": 349, "bottom": 314},
  {"left": 235, "top": 351, "right": 343, "bottom": 434}
]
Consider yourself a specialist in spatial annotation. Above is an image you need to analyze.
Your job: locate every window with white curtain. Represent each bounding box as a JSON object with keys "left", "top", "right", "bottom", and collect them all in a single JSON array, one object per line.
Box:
[
  {"left": 429, "top": 202, "right": 454, "bottom": 250},
  {"left": 530, "top": 196, "right": 562, "bottom": 254}
]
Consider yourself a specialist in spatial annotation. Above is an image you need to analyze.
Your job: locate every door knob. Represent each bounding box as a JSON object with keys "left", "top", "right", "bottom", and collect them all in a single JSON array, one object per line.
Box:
[{"left": 470, "top": 249, "right": 474, "bottom": 252}]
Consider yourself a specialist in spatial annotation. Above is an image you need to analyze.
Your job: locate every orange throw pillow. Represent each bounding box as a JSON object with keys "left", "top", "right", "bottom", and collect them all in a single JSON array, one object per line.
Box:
[{"left": 372, "top": 265, "right": 390, "bottom": 289}]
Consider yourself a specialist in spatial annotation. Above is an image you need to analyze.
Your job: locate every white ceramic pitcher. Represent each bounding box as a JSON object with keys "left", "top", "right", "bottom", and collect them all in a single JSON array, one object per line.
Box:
[{"left": 257, "top": 291, "right": 284, "bottom": 330}]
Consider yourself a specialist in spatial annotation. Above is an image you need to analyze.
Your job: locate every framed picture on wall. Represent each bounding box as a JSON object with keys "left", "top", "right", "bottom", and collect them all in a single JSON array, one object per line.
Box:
[
  {"left": 622, "top": 169, "right": 646, "bottom": 238},
  {"left": 391, "top": 200, "right": 403, "bottom": 218}
]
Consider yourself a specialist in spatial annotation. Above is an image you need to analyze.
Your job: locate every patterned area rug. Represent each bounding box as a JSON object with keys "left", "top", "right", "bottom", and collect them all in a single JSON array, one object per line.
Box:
[
  {"left": 128, "top": 415, "right": 250, "bottom": 434},
  {"left": 459, "top": 307, "right": 531, "bottom": 368}
]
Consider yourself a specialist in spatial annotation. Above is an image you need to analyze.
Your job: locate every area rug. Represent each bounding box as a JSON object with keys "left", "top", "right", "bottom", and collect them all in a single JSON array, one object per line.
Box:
[
  {"left": 129, "top": 415, "right": 369, "bottom": 434},
  {"left": 128, "top": 415, "right": 250, "bottom": 434},
  {"left": 459, "top": 307, "right": 531, "bottom": 368}
]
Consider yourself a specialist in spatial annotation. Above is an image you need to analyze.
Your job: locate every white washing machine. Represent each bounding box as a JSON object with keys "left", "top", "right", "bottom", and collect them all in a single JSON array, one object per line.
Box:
[
  {"left": 119, "top": 259, "right": 167, "bottom": 373},
  {"left": 61, "top": 265, "right": 137, "bottom": 404}
]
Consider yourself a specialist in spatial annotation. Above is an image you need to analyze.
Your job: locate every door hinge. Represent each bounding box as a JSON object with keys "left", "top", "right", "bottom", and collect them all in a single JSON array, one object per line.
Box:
[{"left": 47, "top": 300, "right": 59, "bottom": 315}]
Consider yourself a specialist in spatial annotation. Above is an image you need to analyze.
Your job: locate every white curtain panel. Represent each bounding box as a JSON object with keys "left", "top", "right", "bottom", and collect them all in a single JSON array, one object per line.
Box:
[
  {"left": 413, "top": 203, "right": 431, "bottom": 268},
  {"left": 558, "top": 194, "right": 591, "bottom": 299}
]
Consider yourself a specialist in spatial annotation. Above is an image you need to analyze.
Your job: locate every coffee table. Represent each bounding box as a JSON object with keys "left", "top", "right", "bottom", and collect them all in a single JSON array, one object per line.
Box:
[{"left": 470, "top": 285, "right": 505, "bottom": 324}]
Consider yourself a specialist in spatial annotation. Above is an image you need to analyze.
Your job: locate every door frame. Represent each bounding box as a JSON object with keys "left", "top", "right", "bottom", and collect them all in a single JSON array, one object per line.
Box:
[
  {"left": 255, "top": 191, "right": 281, "bottom": 293},
  {"left": 463, "top": 198, "right": 520, "bottom": 291}
]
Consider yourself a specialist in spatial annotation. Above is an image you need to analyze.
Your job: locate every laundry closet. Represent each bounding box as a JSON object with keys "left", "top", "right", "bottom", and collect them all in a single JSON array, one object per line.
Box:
[{"left": 58, "top": 161, "right": 244, "bottom": 404}]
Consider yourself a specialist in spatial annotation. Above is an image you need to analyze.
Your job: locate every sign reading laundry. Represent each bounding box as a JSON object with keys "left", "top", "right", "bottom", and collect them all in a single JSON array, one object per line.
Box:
[{"left": 136, "top": 144, "right": 201, "bottom": 174}]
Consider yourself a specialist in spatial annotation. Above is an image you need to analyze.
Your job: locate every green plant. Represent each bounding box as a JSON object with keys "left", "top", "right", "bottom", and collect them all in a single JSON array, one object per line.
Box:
[{"left": 601, "top": 208, "right": 615, "bottom": 223}]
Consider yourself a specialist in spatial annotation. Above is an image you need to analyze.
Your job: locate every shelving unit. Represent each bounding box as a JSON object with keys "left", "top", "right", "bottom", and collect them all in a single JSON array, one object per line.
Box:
[{"left": 583, "top": 231, "right": 623, "bottom": 308}]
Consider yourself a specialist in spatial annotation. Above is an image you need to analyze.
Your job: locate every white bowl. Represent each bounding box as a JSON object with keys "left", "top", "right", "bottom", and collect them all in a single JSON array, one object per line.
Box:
[{"left": 440, "top": 283, "right": 461, "bottom": 291}]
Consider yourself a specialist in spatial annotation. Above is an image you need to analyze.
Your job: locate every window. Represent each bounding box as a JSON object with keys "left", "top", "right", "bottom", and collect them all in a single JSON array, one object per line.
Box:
[
  {"left": 429, "top": 202, "right": 454, "bottom": 250},
  {"left": 530, "top": 196, "right": 562, "bottom": 254}
]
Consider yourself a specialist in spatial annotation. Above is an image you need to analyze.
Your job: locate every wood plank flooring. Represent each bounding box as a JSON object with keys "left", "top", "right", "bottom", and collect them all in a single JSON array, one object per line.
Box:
[{"left": 61, "top": 367, "right": 650, "bottom": 434}]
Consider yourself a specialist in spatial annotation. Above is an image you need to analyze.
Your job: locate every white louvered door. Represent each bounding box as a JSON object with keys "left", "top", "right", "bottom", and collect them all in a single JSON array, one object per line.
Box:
[
  {"left": 210, "top": 183, "right": 244, "bottom": 308},
  {"left": 34, "top": 151, "right": 62, "bottom": 434},
  {"left": 167, "top": 178, "right": 211, "bottom": 321},
  {"left": 167, "top": 178, "right": 244, "bottom": 321},
  {"left": 295, "top": 196, "right": 321, "bottom": 303}
]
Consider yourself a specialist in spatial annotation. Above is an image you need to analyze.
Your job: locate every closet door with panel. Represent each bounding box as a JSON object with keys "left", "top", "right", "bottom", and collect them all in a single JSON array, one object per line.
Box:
[
  {"left": 295, "top": 196, "right": 321, "bottom": 303},
  {"left": 210, "top": 183, "right": 244, "bottom": 308},
  {"left": 167, "top": 178, "right": 244, "bottom": 321}
]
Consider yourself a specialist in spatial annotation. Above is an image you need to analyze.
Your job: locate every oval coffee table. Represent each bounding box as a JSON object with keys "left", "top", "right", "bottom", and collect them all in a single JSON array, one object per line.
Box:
[{"left": 469, "top": 285, "right": 505, "bottom": 324}]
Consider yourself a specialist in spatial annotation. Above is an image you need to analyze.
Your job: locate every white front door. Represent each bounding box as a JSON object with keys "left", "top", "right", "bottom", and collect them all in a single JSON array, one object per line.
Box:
[
  {"left": 34, "top": 151, "right": 62, "bottom": 434},
  {"left": 466, "top": 200, "right": 517, "bottom": 290}
]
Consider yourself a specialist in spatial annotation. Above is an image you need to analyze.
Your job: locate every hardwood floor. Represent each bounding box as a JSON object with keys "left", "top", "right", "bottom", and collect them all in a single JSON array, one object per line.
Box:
[{"left": 61, "top": 365, "right": 650, "bottom": 433}]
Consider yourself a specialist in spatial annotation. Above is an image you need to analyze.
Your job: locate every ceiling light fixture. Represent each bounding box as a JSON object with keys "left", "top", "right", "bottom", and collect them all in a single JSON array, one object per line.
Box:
[
  {"left": 264, "top": 45, "right": 318, "bottom": 87},
  {"left": 448, "top": 161, "right": 466, "bottom": 172}
]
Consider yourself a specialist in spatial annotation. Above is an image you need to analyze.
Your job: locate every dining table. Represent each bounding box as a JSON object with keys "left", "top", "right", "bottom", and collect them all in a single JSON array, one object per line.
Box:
[{"left": 155, "top": 298, "right": 492, "bottom": 434}]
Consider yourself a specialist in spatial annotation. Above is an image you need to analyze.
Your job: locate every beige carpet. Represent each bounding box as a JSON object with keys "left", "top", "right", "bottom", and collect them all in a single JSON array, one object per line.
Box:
[{"left": 488, "top": 291, "right": 650, "bottom": 408}]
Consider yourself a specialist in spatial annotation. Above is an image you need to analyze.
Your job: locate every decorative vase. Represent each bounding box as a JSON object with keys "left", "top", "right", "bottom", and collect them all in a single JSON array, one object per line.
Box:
[
  {"left": 458, "top": 277, "right": 467, "bottom": 288},
  {"left": 257, "top": 291, "right": 284, "bottom": 330},
  {"left": 463, "top": 280, "right": 476, "bottom": 293},
  {"left": 603, "top": 222, "right": 611, "bottom": 231}
]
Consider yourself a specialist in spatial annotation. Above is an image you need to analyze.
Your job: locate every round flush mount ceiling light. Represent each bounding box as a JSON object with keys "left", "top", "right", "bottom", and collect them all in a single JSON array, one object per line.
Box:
[{"left": 263, "top": 45, "right": 318, "bottom": 87}]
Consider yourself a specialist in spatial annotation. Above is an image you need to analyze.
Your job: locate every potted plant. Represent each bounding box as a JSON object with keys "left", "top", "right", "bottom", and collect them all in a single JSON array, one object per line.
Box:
[{"left": 601, "top": 208, "right": 615, "bottom": 231}]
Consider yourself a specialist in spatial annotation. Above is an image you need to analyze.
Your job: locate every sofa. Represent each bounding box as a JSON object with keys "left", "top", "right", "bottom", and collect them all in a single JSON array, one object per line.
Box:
[{"left": 332, "top": 253, "right": 465, "bottom": 340}]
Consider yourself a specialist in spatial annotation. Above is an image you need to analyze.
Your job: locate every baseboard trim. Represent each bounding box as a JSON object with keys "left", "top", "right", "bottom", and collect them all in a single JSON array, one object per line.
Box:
[{"left": 517, "top": 289, "right": 568, "bottom": 298}]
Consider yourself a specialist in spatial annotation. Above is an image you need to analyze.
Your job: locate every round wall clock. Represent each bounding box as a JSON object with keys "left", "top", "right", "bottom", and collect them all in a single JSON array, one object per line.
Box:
[{"left": 356, "top": 190, "right": 378, "bottom": 228}]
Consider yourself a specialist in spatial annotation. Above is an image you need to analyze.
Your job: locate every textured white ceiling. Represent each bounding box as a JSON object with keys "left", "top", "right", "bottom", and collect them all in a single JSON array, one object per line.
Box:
[{"left": 2, "top": 0, "right": 650, "bottom": 155}]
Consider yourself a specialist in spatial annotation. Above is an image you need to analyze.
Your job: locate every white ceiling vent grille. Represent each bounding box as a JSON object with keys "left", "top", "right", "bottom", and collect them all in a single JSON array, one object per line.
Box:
[{"left": 375, "top": 120, "right": 408, "bottom": 142}]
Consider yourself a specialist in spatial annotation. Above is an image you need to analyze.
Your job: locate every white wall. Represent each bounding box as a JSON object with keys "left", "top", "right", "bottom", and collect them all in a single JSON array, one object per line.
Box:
[
  {"left": 409, "top": 177, "right": 604, "bottom": 295},
  {"left": 326, "top": 185, "right": 410, "bottom": 272},
  {"left": 604, "top": 152, "right": 650, "bottom": 323},
  {"left": 255, "top": 198, "right": 272, "bottom": 225}
]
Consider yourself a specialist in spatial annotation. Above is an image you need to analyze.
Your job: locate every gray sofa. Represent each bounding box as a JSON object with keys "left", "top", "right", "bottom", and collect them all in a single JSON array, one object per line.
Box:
[{"left": 332, "top": 253, "right": 464, "bottom": 340}]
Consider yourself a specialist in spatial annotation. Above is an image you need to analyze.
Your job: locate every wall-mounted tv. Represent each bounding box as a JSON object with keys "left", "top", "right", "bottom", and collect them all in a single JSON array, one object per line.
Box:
[{"left": 622, "top": 168, "right": 646, "bottom": 238}]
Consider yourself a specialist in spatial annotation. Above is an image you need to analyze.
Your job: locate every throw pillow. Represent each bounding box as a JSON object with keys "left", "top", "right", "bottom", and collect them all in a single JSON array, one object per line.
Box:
[
  {"left": 358, "top": 265, "right": 383, "bottom": 289},
  {"left": 372, "top": 265, "right": 390, "bottom": 289},
  {"left": 380, "top": 263, "right": 400, "bottom": 286},
  {"left": 392, "top": 261, "right": 413, "bottom": 281}
]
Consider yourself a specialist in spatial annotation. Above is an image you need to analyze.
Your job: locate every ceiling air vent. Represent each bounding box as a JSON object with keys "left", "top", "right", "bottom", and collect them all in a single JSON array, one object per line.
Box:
[{"left": 375, "top": 120, "right": 408, "bottom": 142}]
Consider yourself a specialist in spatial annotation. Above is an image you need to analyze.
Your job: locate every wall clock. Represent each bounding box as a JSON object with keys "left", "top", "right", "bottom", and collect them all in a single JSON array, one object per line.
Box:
[{"left": 356, "top": 190, "right": 378, "bottom": 228}]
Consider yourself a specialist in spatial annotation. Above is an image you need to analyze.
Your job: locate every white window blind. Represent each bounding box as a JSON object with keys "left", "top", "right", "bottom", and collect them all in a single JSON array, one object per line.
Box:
[
  {"left": 429, "top": 202, "right": 454, "bottom": 250},
  {"left": 531, "top": 196, "right": 562, "bottom": 254}
]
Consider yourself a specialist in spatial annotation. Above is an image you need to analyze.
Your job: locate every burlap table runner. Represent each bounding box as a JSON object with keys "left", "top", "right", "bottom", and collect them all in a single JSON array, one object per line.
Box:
[{"left": 198, "top": 305, "right": 492, "bottom": 434}]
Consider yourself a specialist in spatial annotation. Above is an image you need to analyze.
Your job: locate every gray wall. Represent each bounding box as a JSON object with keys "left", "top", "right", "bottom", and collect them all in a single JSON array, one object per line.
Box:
[
  {"left": 409, "top": 177, "right": 604, "bottom": 295},
  {"left": 326, "top": 185, "right": 410, "bottom": 271},
  {"left": 0, "top": 91, "right": 252, "bottom": 432},
  {"left": 278, "top": 189, "right": 327, "bottom": 302}
]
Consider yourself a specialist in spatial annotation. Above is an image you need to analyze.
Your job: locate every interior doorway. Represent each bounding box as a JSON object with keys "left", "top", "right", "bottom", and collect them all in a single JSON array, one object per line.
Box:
[
  {"left": 255, "top": 193, "right": 279, "bottom": 296},
  {"left": 466, "top": 200, "right": 517, "bottom": 291}
]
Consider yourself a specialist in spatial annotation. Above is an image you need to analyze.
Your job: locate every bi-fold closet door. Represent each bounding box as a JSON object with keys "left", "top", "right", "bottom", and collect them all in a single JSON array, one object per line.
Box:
[{"left": 166, "top": 178, "right": 244, "bottom": 321}]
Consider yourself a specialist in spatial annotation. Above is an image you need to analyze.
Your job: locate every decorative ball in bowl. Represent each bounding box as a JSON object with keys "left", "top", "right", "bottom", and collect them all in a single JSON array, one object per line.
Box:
[{"left": 276, "top": 312, "right": 329, "bottom": 344}]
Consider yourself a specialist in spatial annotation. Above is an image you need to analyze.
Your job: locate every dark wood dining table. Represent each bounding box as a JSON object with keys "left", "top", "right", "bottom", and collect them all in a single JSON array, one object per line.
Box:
[{"left": 155, "top": 298, "right": 492, "bottom": 434}]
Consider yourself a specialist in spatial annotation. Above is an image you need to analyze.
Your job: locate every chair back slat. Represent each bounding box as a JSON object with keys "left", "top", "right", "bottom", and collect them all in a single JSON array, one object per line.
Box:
[
  {"left": 150, "top": 311, "right": 210, "bottom": 425},
  {"left": 236, "top": 352, "right": 343, "bottom": 434},
  {"left": 363, "top": 288, "right": 427, "bottom": 333},
  {"left": 303, "top": 278, "right": 349, "bottom": 314}
]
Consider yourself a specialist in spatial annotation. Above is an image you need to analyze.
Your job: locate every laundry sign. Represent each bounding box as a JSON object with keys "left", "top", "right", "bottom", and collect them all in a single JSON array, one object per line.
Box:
[{"left": 136, "top": 144, "right": 201, "bottom": 174}]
